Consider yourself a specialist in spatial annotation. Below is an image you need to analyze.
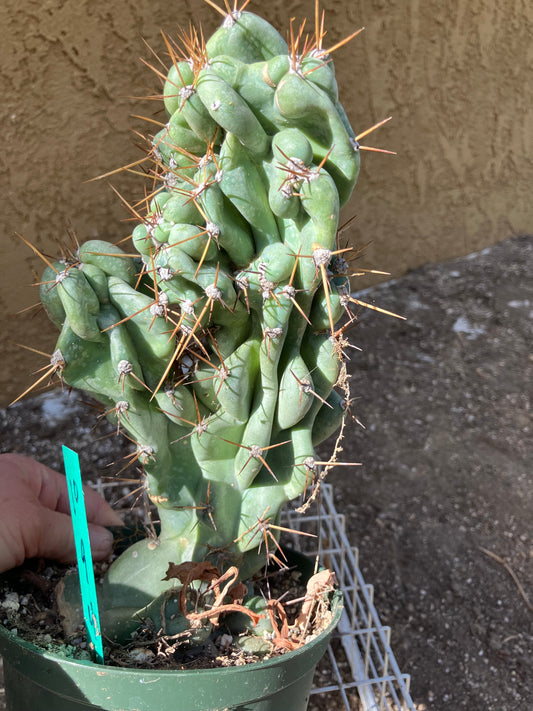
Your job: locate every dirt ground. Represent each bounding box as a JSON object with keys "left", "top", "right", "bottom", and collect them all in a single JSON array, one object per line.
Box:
[{"left": 1, "top": 234, "right": 531, "bottom": 710}]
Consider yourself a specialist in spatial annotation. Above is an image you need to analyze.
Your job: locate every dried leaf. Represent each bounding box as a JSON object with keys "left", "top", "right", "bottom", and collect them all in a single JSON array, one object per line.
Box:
[
  {"left": 163, "top": 560, "right": 220, "bottom": 585},
  {"left": 228, "top": 581, "right": 248, "bottom": 603},
  {"left": 267, "top": 599, "right": 300, "bottom": 650},
  {"left": 295, "top": 569, "right": 337, "bottom": 627}
]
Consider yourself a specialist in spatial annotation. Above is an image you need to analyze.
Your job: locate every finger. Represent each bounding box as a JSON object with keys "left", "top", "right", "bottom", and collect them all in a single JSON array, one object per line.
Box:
[
  {"left": 78, "top": 486, "right": 124, "bottom": 528},
  {"left": 1, "top": 453, "right": 78, "bottom": 514},
  {"left": 16, "top": 455, "right": 124, "bottom": 527},
  {"left": 27, "top": 508, "right": 115, "bottom": 564}
]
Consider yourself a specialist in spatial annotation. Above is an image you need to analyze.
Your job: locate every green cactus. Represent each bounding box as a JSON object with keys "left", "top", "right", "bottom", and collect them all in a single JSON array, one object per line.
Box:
[{"left": 37, "top": 5, "right": 389, "bottom": 645}]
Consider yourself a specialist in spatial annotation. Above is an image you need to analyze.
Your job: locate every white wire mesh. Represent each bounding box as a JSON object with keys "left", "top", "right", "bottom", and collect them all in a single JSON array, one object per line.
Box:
[{"left": 282, "top": 484, "right": 416, "bottom": 711}]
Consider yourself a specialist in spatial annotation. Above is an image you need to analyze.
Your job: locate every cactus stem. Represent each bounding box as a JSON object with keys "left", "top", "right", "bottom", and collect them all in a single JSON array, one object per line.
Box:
[
  {"left": 138, "top": 192, "right": 165, "bottom": 217},
  {"left": 179, "top": 177, "right": 215, "bottom": 205},
  {"left": 281, "top": 257, "right": 310, "bottom": 320},
  {"left": 154, "top": 134, "right": 201, "bottom": 169},
  {"left": 27, "top": 5, "right": 378, "bottom": 633},
  {"left": 207, "top": 335, "right": 231, "bottom": 397}
]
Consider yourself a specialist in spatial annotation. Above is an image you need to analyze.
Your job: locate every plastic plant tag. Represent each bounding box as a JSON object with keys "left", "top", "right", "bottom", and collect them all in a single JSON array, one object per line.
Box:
[{"left": 62, "top": 445, "right": 105, "bottom": 664}]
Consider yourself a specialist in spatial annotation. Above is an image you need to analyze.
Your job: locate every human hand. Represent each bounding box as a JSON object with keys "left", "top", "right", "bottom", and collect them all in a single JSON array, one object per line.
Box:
[{"left": 0, "top": 453, "right": 122, "bottom": 574}]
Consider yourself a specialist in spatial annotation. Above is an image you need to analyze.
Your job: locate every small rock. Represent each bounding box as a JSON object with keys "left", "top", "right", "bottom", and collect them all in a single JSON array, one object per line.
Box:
[
  {"left": 217, "top": 633, "right": 233, "bottom": 652},
  {"left": 1, "top": 592, "right": 20, "bottom": 613},
  {"left": 129, "top": 647, "right": 155, "bottom": 664}
]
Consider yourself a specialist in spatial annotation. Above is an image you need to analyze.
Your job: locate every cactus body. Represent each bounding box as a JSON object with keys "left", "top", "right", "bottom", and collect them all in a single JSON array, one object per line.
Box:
[{"left": 41, "top": 8, "right": 364, "bottom": 641}]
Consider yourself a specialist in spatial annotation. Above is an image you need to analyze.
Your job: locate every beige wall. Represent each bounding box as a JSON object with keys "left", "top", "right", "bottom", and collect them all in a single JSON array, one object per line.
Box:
[{"left": 1, "top": 0, "right": 532, "bottom": 406}]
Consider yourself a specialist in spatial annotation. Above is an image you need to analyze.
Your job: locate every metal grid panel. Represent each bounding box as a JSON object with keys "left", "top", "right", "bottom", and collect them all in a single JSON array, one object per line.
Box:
[{"left": 282, "top": 484, "right": 416, "bottom": 711}]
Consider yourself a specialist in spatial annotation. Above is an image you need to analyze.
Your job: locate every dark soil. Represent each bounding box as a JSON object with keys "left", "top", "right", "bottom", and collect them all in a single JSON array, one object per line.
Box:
[{"left": 1, "top": 234, "right": 532, "bottom": 710}]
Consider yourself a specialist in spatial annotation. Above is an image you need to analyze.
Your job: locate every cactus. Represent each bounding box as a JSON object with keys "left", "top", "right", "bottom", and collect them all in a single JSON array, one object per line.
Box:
[{"left": 35, "top": 4, "right": 393, "bottom": 645}]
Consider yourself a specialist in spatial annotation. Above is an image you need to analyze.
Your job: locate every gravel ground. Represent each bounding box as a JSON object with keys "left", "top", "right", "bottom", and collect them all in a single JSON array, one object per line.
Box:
[{"left": 1, "top": 234, "right": 531, "bottom": 710}]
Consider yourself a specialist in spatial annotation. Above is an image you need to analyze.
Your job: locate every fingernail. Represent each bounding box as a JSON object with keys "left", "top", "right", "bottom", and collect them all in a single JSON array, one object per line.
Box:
[
  {"left": 106, "top": 510, "right": 124, "bottom": 527},
  {"left": 89, "top": 527, "right": 114, "bottom": 555}
]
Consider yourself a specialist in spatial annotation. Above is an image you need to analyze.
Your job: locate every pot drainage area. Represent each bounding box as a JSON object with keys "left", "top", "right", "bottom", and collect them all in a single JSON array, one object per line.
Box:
[{"left": 1, "top": 234, "right": 532, "bottom": 710}]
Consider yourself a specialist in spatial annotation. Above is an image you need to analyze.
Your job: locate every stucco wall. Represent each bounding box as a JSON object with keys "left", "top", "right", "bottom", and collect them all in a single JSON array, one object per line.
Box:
[{"left": 1, "top": 0, "right": 532, "bottom": 406}]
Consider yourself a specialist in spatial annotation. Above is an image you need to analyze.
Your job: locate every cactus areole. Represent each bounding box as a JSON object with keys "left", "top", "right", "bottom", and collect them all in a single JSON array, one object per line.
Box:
[{"left": 38, "top": 6, "right": 378, "bottom": 646}]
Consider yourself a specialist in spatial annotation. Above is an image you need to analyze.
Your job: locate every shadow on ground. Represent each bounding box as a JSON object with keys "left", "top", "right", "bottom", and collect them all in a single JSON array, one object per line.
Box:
[{"left": 1, "top": 235, "right": 531, "bottom": 710}]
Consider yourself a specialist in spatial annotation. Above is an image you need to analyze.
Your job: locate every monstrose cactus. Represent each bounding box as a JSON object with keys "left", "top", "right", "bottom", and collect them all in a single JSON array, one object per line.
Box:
[{"left": 37, "top": 4, "right": 387, "bottom": 644}]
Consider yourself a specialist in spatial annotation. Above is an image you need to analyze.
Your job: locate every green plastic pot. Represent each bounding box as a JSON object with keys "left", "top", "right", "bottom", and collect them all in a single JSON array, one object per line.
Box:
[{"left": 0, "top": 589, "right": 341, "bottom": 711}]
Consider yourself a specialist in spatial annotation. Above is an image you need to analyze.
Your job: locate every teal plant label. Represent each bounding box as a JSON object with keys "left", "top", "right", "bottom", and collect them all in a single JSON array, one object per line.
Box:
[{"left": 62, "top": 445, "right": 104, "bottom": 664}]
